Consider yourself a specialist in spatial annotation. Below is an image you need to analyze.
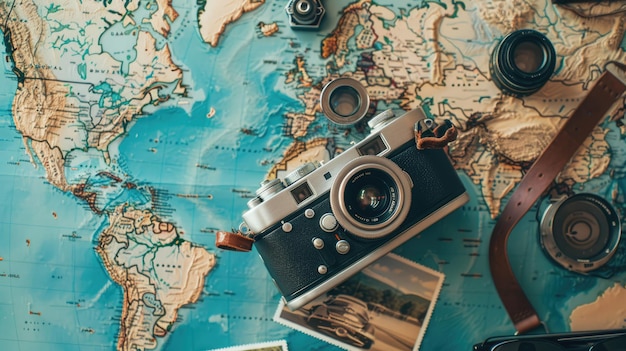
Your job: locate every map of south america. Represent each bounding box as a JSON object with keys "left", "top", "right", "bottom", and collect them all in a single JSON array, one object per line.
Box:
[{"left": 96, "top": 204, "right": 214, "bottom": 350}]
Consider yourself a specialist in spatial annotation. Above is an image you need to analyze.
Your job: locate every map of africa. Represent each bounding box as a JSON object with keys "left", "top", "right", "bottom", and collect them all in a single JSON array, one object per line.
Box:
[{"left": 1, "top": 0, "right": 626, "bottom": 350}]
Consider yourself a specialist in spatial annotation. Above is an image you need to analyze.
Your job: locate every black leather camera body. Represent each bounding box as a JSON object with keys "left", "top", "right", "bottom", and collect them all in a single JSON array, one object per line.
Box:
[{"left": 242, "top": 108, "right": 469, "bottom": 310}]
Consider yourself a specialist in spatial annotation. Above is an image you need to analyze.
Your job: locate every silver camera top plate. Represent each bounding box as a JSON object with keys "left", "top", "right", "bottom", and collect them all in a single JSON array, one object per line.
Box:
[{"left": 242, "top": 108, "right": 427, "bottom": 234}]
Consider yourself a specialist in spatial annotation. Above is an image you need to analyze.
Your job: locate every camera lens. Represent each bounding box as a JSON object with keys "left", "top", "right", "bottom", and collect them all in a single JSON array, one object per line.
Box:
[
  {"left": 330, "top": 156, "right": 412, "bottom": 240},
  {"left": 345, "top": 169, "right": 395, "bottom": 223},
  {"left": 330, "top": 86, "right": 361, "bottom": 117},
  {"left": 540, "top": 194, "right": 621, "bottom": 274},
  {"left": 320, "top": 77, "right": 370, "bottom": 125},
  {"left": 490, "top": 29, "right": 556, "bottom": 97}
]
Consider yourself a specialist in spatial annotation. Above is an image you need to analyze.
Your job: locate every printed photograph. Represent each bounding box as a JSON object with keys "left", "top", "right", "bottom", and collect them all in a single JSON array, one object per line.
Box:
[
  {"left": 207, "top": 339, "right": 288, "bottom": 351},
  {"left": 274, "top": 253, "right": 445, "bottom": 351}
]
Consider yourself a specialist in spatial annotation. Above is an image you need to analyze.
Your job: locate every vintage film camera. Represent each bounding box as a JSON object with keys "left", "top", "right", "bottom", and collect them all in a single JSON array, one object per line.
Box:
[{"left": 241, "top": 78, "right": 469, "bottom": 310}]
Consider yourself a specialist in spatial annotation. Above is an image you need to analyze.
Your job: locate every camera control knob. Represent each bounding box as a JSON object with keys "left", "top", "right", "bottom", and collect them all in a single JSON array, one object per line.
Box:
[
  {"left": 281, "top": 222, "right": 293, "bottom": 233},
  {"left": 367, "top": 109, "right": 395, "bottom": 130},
  {"left": 319, "top": 213, "right": 338, "bottom": 232},
  {"left": 335, "top": 240, "right": 350, "bottom": 255},
  {"left": 256, "top": 179, "right": 285, "bottom": 201},
  {"left": 284, "top": 162, "right": 317, "bottom": 186},
  {"left": 312, "top": 237, "right": 324, "bottom": 249},
  {"left": 305, "top": 208, "right": 315, "bottom": 218},
  {"left": 246, "top": 196, "right": 263, "bottom": 209},
  {"left": 317, "top": 265, "right": 328, "bottom": 275}
]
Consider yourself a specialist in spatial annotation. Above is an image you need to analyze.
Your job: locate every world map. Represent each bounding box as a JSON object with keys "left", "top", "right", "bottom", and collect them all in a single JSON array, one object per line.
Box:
[{"left": 1, "top": 0, "right": 626, "bottom": 350}]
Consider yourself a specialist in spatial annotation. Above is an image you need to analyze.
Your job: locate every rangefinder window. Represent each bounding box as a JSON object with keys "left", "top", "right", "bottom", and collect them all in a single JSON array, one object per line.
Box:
[
  {"left": 291, "top": 182, "right": 314, "bottom": 204},
  {"left": 357, "top": 135, "right": 388, "bottom": 156}
]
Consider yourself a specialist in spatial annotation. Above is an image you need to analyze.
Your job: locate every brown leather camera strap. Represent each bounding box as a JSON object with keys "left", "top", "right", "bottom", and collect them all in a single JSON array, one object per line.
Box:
[
  {"left": 215, "top": 230, "right": 254, "bottom": 252},
  {"left": 489, "top": 62, "right": 626, "bottom": 334}
]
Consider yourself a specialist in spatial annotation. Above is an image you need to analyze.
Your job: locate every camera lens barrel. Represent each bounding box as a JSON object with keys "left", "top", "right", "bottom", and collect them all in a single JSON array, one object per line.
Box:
[
  {"left": 540, "top": 193, "right": 621, "bottom": 274},
  {"left": 320, "top": 77, "right": 370, "bottom": 125},
  {"left": 490, "top": 29, "right": 556, "bottom": 97},
  {"left": 330, "top": 155, "right": 412, "bottom": 240}
]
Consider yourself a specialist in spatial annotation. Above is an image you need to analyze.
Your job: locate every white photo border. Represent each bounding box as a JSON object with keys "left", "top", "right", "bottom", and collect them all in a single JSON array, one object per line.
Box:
[{"left": 206, "top": 339, "right": 289, "bottom": 351}]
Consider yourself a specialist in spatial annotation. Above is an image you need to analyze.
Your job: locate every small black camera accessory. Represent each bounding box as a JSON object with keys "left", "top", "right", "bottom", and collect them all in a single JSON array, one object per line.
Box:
[
  {"left": 285, "top": 0, "right": 325, "bottom": 30},
  {"left": 320, "top": 77, "right": 370, "bottom": 125},
  {"left": 490, "top": 29, "right": 557, "bottom": 97},
  {"left": 489, "top": 62, "right": 626, "bottom": 334},
  {"left": 540, "top": 193, "right": 621, "bottom": 277},
  {"left": 473, "top": 329, "right": 626, "bottom": 351}
]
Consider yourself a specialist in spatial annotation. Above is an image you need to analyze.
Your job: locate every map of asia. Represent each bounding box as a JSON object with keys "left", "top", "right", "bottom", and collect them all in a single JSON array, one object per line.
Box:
[{"left": 1, "top": 0, "right": 626, "bottom": 350}]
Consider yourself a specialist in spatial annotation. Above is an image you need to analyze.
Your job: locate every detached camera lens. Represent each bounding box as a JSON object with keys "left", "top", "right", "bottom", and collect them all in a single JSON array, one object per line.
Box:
[
  {"left": 490, "top": 29, "right": 556, "bottom": 97},
  {"left": 320, "top": 77, "right": 370, "bottom": 125},
  {"left": 540, "top": 193, "right": 621, "bottom": 274}
]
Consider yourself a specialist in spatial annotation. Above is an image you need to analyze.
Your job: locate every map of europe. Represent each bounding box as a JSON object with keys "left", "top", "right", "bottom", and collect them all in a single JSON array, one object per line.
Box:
[{"left": 1, "top": 0, "right": 626, "bottom": 350}]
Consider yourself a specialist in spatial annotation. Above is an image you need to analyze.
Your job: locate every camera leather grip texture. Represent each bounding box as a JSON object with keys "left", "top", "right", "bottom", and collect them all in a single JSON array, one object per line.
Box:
[
  {"left": 254, "top": 144, "right": 466, "bottom": 303},
  {"left": 488, "top": 63, "right": 626, "bottom": 334}
]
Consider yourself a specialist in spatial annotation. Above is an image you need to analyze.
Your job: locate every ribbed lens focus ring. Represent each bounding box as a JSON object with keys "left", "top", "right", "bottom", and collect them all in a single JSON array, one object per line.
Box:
[{"left": 490, "top": 29, "right": 556, "bottom": 97}]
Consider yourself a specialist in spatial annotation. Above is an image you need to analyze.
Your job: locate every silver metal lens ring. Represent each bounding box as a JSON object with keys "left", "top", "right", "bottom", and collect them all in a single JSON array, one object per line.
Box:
[
  {"left": 320, "top": 77, "right": 370, "bottom": 125},
  {"left": 330, "top": 155, "right": 412, "bottom": 239},
  {"left": 539, "top": 193, "right": 621, "bottom": 274}
]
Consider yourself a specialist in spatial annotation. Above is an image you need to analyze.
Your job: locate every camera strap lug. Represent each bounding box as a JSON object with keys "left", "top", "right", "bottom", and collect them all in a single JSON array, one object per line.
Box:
[{"left": 414, "top": 119, "right": 458, "bottom": 149}]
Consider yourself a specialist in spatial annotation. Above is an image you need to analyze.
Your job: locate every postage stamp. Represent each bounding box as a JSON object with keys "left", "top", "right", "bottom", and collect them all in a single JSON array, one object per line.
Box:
[
  {"left": 206, "top": 339, "right": 289, "bottom": 351},
  {"left": 273, "top": 253, "right": 445, "bottom": 351}
]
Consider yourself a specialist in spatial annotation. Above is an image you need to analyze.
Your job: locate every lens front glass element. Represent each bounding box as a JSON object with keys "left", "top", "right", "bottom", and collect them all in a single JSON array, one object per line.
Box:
[
  {"left": 489, "top": 29, "right": 556, "bottom": 97},
  {"left": 295, "top": 0, "right": 311, "bottom": 15},
  {"left": 552, "top": 198, "right": 611, "bottom": 259},
  {"left": 344, "top": 169, "right": 397, "bottom": 225},
  {"left": 320, "top": 77, "right": 370, "bottom": 125},
  {"left": 513, "top": 41, "right": 544, "bottom": 73},
  {"left": 330, "top": 85, "right": 361, "bottom": 117}
]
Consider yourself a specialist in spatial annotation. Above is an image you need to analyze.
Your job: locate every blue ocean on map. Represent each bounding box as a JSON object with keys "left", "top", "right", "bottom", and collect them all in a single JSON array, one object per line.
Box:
[
  {"left": 3, "top": 0, "right": 626, "bottom": 350},
  {"left": 0, "top": 40, "right": 123, "bottom": 351}
]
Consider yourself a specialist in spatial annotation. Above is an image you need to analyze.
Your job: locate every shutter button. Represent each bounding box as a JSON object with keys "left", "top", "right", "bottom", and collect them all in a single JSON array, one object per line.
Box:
[{"left": 312, "top": 237, "right": 324, "bottom": 249}]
